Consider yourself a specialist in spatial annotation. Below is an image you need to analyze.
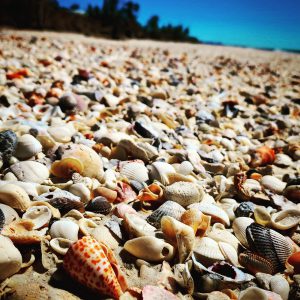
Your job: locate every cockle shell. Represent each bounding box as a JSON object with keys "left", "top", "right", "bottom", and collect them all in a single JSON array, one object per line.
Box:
[
  {"left": 189, "top": 203, "right": 230, "bottom": 226},
  {"left": 218, "top": 242, "right": 240, "bottom": 267},
  {"left": 85, "top": 196, "right": 112, "bottom": 215},
  {"left": 15, "top": 134, "right": 42, "bottom": 159},
  {"left": 0, "top": 203, "right": 20, "bottom": 226},
  {"left": 0, "top": 235, "right": 23, "bottom": 281},
  {"left": 0, "top": 183, "right": 31, "bottom": 211},
  {"left": 271, "top": 209, "right": 300, "bottom": 230},
  {"left": 232, "top": 217, "right": 254, "bottom": 247},
  {"left": 9, "top": 161, "right": 49, "bottom": 183},
  {"left": 164, "top": 182, "right": 204, "bottom": 207},
  {"left": 50, "top": 238, "right": 73, "bottom": 255},
  {"left": 119, "top": 160, "right": 149, "bottom": 183},
  {"left": 22, "top": 205, "right": 52, "bottom": 229},
  {"left": 180, "top": 208, "right": 211, "bottom": 237},
  {"left": 269, "top": 274, "right": 290, "bottom": 300},
  {"left": 49, "top": 219, "right": 79, "bottom": 241},
  {"left": 148, "top": 161, "right": 176, "bottom": 185},
  {"left": 124, "top": 236, "right": 174, "bottom": 262},
  {"left": 137, "top": 182, "right": 164, "bottom": 201},
  {"left": 123, "top": 213, "right": 156, "bottom": 238},
  {"left": 63, "top": 236, "right": 128, "bottom": 298},
  {"left": 193, "top": 237, "right": 225, "bottom": 267},
  {"left": 161, "top": 216, "right": 195, "bottom": 263},
  {"left": 146, "top": 200, "right": 185, "bottom": 228}
]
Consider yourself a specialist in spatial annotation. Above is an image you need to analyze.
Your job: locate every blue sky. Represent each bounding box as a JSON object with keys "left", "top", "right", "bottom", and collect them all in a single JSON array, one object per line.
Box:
[{"left": 58, "top": 0, "right": 300, "bottom": 50}]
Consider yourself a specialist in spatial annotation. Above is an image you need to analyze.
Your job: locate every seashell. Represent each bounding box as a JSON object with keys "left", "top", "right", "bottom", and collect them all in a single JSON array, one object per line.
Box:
[
  {"left": 124, "top": 236, "right": 174, "bottom": 262},
  {"left": 283, "top": 185, "right": 300, "bottom": 203},
  {"left": 142, "top": 285, "right": 179, "bottom": 300},
  {"left": 161, "top": 216, "right": 195, "bottom": 263},
  {"left": 235, "top": 201, "right": 255, "bottom": 218},
  {"left": 85, "top": 196, "right": 112, "bottom": 215},
  {"left": 0, "top": 130, "right": 18, "bottom": 163},
  {"left": 91, "top": 226, "right": 119, "bottom": 250},
  {"left": 261, "top": 175, "right": 286, "bottom": 194},
  {"left": 271, "top": 209, "right": 300, "bottom": 230},
  {"left": 148, "top": 161, "right": 176, "bottom": 185},
  {"left": 246, "top": 222, "right": 292, "bottom": 272},
  {"left": 93, "top": 186, "right": 118, "bottom": 203},
  {"left": 239, "top": 287, "right": 282, "bottom": 300},
  {"left": 119, "top": 161, "right": 149, "bottom": 183},
  {"left": 29, "top": 201, "right": 60, "bottom": 219},
  {"left": 137, "top": 182, "right": 164, "bottom": 201},
  {"left": 251, "top": 146, "right": 275, "bottom": 167},
  {"left": 0, "top": 203, "right": 19, "bottom": 226},
  {"left": 1, "top": 219, "right": 46, "bottom": 244},
  {"left": 180, "top": 208, "right": 211, "bottom": 237},
  {"left": 103, "top": 169, "right": 118, "bottom": 190},
  {"left": 15, "top": 134, "right": 42, "bottom": 159},
  {"left": 269, "top": 274, "right": 290, "bottom": 300},
  {"left": 115, "top": 181, "right": 137, "bottom": 203},
  {"left": 47, "top": 197, "right": 85, "bottom": 215},
  {"left": 63, "top": 236, "right": 128, "bottom": 298},
  {"left": 274, "top": 153, "right": 293, "bottom": 167},
  {"left": 254, "top": 206, "right": 271, "bottom": 226},
  {"left": 286, "top": 251, "right": 300, "bottom": 274},
  {"left": 175, "top": 161, "right": 194, "bottom": 176},
  {"left": 9, "top": 161, "right": 49, "bottom": 183},
  {"left": 35, "top": 189, "right": 80, "bottom": 202},
  {"left": 0, "top": 183, "right": 31, "bottom": 211},
  {"left": 50, "top": 238, "right": 73, "bottom": 255},
  {"left": 189, "top": 203, "right": 230, "bottom": 226},
  {"left": 51, "top": 158, "right": 84, "bottom": 179},
  {"left": 208, "top": 223, "right": 240, "bottom": 251},
  {"left": 218, "top": 242, "right": 240, "bottom": 267},
  {"left": 239, "top": 251, "right": 276, "bottom": 274},
  {"left": 22, "top": 205, "right": 52, "bottom": 229},
  {"left": 123, "top": 213, "right": 156, "bottom": 238},
  {"left": 78, "top": 218, "right": 98, "bottom": 236},
  {"left": 146, "top": 200, "right": 185, "bottom": 228},
  {"left": 232, "top": 217, "right": 254, "bottom": 247},
  {"left": 193, "top": 237, "right": 225, "bottom": 267},
  {"left": 48, "top": 123, "right": 75, "bottom": 143},
  {"left": 105, "top": 215, "right": 124, "bottom": 240},
  {"left": 219, "top": 198, "right": 238, "bottom": 221},
  {"left": 49, "top": 219, "right": 79, "bottom": 241},
  {"left": 114, "top": 203, "right": 137, "bottom": 218},
  {"left": 164, "top": 182, "right": 204, "bottom": 207},
  {"left": 0, "top": 235, "right": 22, "bottom": 281},
  {"left": 64, "top": 209, "right": 84, "bottom": 220},
  {"left": 69, "top": 182, "right": 91, "bottom": 203}
]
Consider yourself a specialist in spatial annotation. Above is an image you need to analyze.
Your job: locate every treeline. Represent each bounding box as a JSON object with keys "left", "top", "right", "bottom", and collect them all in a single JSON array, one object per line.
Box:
[{"left": 0, "top": 0, "right": 199, "bottom": 43}]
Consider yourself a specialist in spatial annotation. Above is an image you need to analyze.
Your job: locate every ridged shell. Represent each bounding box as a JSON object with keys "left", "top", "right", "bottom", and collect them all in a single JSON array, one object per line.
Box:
[
  {"left": 85, "top": 196, "right": 112, "bottom": 215},
  {"left": 124, "top": 236, "right": 174, "bottom": 262},
  {"left": 148, "top": 161, "right": 176, "bottom": 185},
  {"left": 218, "top": 242, "right": 240, "bottom": 267},
  {"left": 22, "top": 205, "right": 52, "bottom": 229},
  {"left": 232, "top": 217, "right": 254, "bottom": 247},
  {"left": 246, "top": 222, "right": 292, "bottom": 271},
  {"left": 123, "top": 213, "right": 156, "bottom": 238},
  {"left": 0, "top": 203, "right": 19, "bottom": 226},
  {"left": 49, "top": 219, "right": 79, "bottom": 241},
  {"left": 50, "top": 238, "right": 73, "bottom": 255},
  {"left": 15, "top": 134, "right": 42, "bottom": 159},
  {"left": 164, "top": 182, "right": 204, "bottom": 207},
  {"left": 189, "top": 203, "right": 230, "bottom": 226},
  {"left": 271, "top": 209, "right": 300, "bottom": 230},
  {"left": 48, "top": 197, "right": 85, "bottom": 215},
  {"left": 146, "top": 200, "right": 185, "bottom": 228},
  {"left": 239, "top": 252, "right": 276, "bottom": 274},
  {"left": 270, "top": 275, "right": 290, "bottom": 300},
  {"left": 120, "top": 161, "right": 149, "bottom": 183},
  {"left": 193, "top": 237, "right": 225, "bottom": 267}
]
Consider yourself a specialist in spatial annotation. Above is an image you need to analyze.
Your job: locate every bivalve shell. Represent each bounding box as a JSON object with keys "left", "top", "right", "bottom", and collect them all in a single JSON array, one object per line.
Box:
[
  {"left": 271, "top": 209, "right": 300, "bottom": 230},
  {"left": 148, "top": 161, "right": 176, "bottom": 185},
  {"left": 261, "top": 175, "right": 286, "bottom": 194},
  {"left": 0, "top": 203, "right": 20, "bottom": 226},
  {"left": 15, "top": 134, "right": 42, "bottom": 159},
  {"left": 119, "top": 161, "right": 149, "bottom": 183},
  {"left": 47, "top": 197, "right": 85, "bottom": 215},
  {"left": 123, "top": 213, "right": 156, "bottom": 238},
  {"left": 85, "top": 196, "right": 112, "bottom": 215},
  {"left": 49, "top": 219, "right": 79, "bottom": 241},
  {"left": 232, "top": 217, "right": 254, "bottom": 247},
  {"left": 218, "top": 242, "right": 240, "bottom": 267},
  {"left": 22, "top": 205, "right": 52, "bottom": 229}
]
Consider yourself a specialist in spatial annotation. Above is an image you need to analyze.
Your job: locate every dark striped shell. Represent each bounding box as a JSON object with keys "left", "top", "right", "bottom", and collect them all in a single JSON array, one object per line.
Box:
[
  {"left": 246, "top": 223, "right": 292, "bottom": 272},
  {"left": 48, "top": 197, "right": 85, "bottom": 215},
  {"left": 85, "top": 197, "right": 112, "bottom": 215},
  {"left": 239, "top": 251, "right": 276, "bottom": 275},
  {"left": 0, "top": 208, "right": 4, "bottom": 231}
]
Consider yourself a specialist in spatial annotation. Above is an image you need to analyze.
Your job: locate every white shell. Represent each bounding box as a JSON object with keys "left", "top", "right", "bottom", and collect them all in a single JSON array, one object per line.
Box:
[
  {"left": 15, "top": 134, "right": 42, "bottom": 159},
  {"left": 239, "top": 287, "right": 272, "bottom": 300},
  {"left": 49, "top": 219, "right": 79, "bottom": 241},
  {"left": 123, "top": 213, "right": 156, "bottom": 237},
  {"left": 176, "top": 161, "right": 194, "bottom": 175},
  {"left": 271, "top": 209, "right": 300, "bottom": 230},
  {"left": 0, "top": 203, "right": 20, "bottom": 225},
  {"left": 148, "top": 161, "right": 176, "bottom": 185},
  {"left": 50, "top": 238, "right": 73, "bottom": 255},
  {"left": 269, "top": 274, "right": 289, "bottom": 300},
  {"left": 35, "top": 190, "right": 80, "bottom": 202},
  {"left": 120, "top": 161, "right": 149, "bottom": 183},
  {"left": 218, "top": 242, "right": 240, "bottom": 267},
  {"left": 22, "top": 205, "right": 52, "bottom": 229},
  {"left": 232, "top": 217, "right": 254, "bottom": 247},
  {"left": 261, "top": 175, "right": 286, "bottom": 194},
  {"left": 69, "top": 183, "right": 90, "bottom": 204}
]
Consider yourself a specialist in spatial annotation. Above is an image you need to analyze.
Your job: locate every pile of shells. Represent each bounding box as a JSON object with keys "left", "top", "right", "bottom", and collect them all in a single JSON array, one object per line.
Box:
[{"left": 0, "top": 30, "right": 299, "bottom": 300}]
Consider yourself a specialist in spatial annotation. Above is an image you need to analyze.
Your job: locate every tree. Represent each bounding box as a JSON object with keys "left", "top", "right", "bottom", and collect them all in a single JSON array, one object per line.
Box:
[{"left": 70, "top": 3, "right": 79, "bottom": 11}]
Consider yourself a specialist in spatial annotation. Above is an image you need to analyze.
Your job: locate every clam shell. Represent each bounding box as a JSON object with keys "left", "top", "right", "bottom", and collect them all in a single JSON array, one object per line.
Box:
[
  {"left": 218, "top": 242, "right": 240, "bottom": 267},
  {"left": 261, "top": 175, "right": 286, "bottom": 194},
  {"left": 0, "top": 183, "right": 31, "bottom": 211},
  {"left": 148, "top": 161, "right": 176, "bottom": 185},
  {"left": 0, "top": 235, "right": 22, "bottom": 281},
  {"left": 51, "top": 158, "right": 84, "bottom": 179},
  {"left": 69, "top": 182, "right": 91, "bottom": 204},
  {"left": 164, "top": 182, "right": 204, "bottom": 207},
  {"left": 124, "top": 236, "right": 174, "bottom": 262},
  {"left": 0, "top": 203, "right": 20, "bottom": 226},
  {"left": 239, "top": 287, "right": 281, "bottom": 300},
  {"left": 189, "top": 203, "right": 230, "bottom": 226},
  {"left": 123, "top": 213, "right": 156, "bottom": 238},
  {"left": 271, "top": 209, "right": 300, "bottom": 230},
  {"left": 22, "top": 205, "right": 52, "bottom": 229},
  {"left": 15, "top": 134, "right": 42, "bottom": 159},
  {"left": 85, "top": 196, "right": 112, "bottom": 215},
  {"left": 10, "top": 161, "right": 49, "bottom": 183},
  {"left": 50, "top": 238, "right": 73, "bottom": 255},
  {"left": 193, "top": 237, "right": 225, "bottom": 267},
  {"left": 47, "top": 197, "right": 85, "bottom": 215},
  {"left": 232, "top": 217, "right": 254, "bottom": 247},
  {"left": 270, "top": 275, "right": 290, "bottom": 300},
  {"left": 146, "top": 200, "right": 185, "bottom": 228},
  {"left": 120, "top": 161, "right": 149, "bottom": 183},
  {"left": 49, "top": 219, "right": 79, "bottom": 241}
]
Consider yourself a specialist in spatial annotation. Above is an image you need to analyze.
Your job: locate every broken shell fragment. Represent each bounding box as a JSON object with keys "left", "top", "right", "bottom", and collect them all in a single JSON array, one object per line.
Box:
[
  {"left": 51, "top": 158, "right": 84, "bottom": 179},
  {"left": 22, "top": 205, "right": 52, "bottom": 229},
  {"left": 50, "top": 238, "right": 73, "bottom": 255},
  {"left": 123, "top": 213, "right": 156, "bottom": 238},
  {"left": 271, "top": 209, "right": 300, "bottom": 230},
  {"left": 137, "top": 182, "right": 163, "bottom": 201}
]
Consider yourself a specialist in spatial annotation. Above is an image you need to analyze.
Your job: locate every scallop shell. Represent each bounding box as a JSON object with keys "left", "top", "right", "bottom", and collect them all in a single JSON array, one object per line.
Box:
[
  {"left": 218, "top": 242, "right": 240, "bottom": 267},
  {"left": 0, "top": 203, "right": 20, "bottom": 226},
  {"left": 239, "top": 252, "right": 276, "bottom": 275},
  {"left": 85, "top": 196, "right": 112, "bottom": 215},
  {"left": 120, "top": 161, "right": 149, "bottom": 183},
  {"left": 49, "top": 219, "right": 79, "bottom": 241},
  {"left": 189, "top": 203, "right": 230, "bottom": 226},
  {"left": 271, "top": 209, "right": 300, "bottom": 230},
  {"left": 51, "top": 158, "right": 84, "bottom": 179},
  {"left": 22, "top": 205, "right": 52, "bottom": 229},
  {"left": 15, "top": 134, "right": 42, "bottom": 159},
  {"left": 161, "top": 216, "right": 195, "bottom": 263},
  {"left": 0, "top": 183, "right": 31, "bottom": 211},
  {"left": 193, "top": 237, "right": 225, "bottom": 267},
  {"left": 47, "top": 197, "right": 85, "bottom": 215},
  {"left": 146, "top": 200, "right": 185, "bottom": 228},
  {"left": 232, "top": 217, "right": 254, "bottom": 247},
  {"left": 123, "top": 213, "right": 156, "bottom": 238},
  {"left": 164, "top": 182, "right": 204, "bottom": 207},
  {"left": 50, "top": 238, "right": 73, "bottom": 255},
  {"left": 124, "top": 236, "right": 174, "bottom": 262},
  {"left": 148, "top": 161, "right": 176, "bottom": 185},
  {"left": 9, "top": 161, "right": 49, "bottom": 183}
]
